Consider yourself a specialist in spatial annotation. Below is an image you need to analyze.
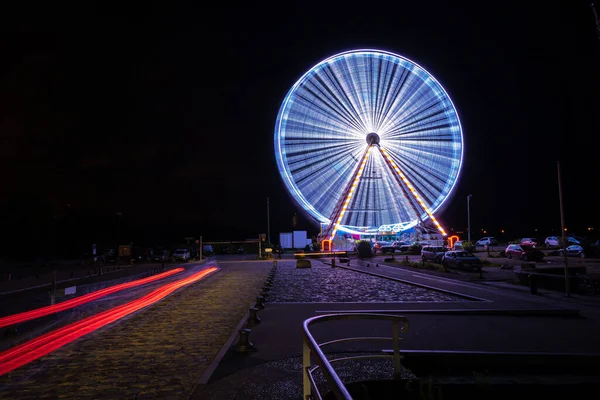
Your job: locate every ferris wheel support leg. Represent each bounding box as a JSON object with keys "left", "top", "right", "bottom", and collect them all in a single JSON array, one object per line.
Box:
[
  {"left": 378, "top": 146, "right": 447, "bottom": 237},
  {"left": 321, "top": 146, "right": 373, "bottom": 244}
]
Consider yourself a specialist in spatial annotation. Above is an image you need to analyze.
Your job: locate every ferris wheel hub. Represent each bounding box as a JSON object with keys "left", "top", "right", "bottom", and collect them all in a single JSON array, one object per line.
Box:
[{"left": 366, "top": 132, "right": 380, "bottom": 146}]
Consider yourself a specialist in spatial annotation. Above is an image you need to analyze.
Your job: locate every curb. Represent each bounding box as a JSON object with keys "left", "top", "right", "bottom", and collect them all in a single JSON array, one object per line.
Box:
[
  {"left": 333, "top": 263, "right": 488, "bottom": 302},
  {"left": 196, "top": 302, "right": 254, "bottom": 386}
]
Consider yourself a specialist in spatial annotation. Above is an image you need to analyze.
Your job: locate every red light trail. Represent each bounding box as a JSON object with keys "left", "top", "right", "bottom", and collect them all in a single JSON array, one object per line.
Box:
[
  {"left": 0, "top": 266, "right": 218, "bottom": 376},
  {"left": 0, "top": 268, "right": 185, "bottom": 329}
]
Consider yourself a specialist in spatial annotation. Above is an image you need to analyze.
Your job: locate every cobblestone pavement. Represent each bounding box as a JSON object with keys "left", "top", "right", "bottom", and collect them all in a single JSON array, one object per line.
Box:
[
  {"left": 0, "top": 261, "right": 272, "bottom": 400},
  {"left": 269, "top": 260, "right": 465, "bottom": 302}
]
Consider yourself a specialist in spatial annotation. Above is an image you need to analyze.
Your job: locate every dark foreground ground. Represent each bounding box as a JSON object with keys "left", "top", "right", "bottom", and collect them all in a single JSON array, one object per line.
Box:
[{"left": 0, "top": 254, "right": 599, "bottom": 399}]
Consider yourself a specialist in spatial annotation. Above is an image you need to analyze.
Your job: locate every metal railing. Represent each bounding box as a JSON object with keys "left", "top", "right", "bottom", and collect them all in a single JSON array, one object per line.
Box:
[{"left": 302, "top": 313, "right": 410, "bottom": 400}]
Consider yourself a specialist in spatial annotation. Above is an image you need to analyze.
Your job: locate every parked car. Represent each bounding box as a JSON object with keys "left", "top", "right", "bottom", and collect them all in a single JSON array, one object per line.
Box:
[
  {"left": 99, "top": 249, "right": 117, "bottom": 264},
  {"left": 520, "top": 238, "right": 539, "bottom": 247},
  {"left": 558, "top": 245, "right": 586, "bottom": 258},
  {"left": 476, "top": 237, "right": 498, "bottom": 246},
  {"left": 441, "top": 251, "right": 482, "bottom": 270},
  {"left": 505, "top": 244, "right": 544, "bottom": 261},
  {"left": 392, "top": 241, "right": 411, "bottom": 252},
  {"left": 545, "top": 236, "right": 580, "bottom": 248},
  {"left": 172, "top": 248, "right": 191, "bottom": 262},
  {"left": 379, "top": 243, "right": 397, "bottom": 254},
  {"left": 373, "top": 241, "right": 391, "bottom": 253},
  {"left": 421, "top": 246, "right": 447, "bottom": 263},
  {"left": 153, "top": 249, "right": 170, "bottom": 262},
  {"left": 545, "top": 236, "right": 560, "bottom": 247}
]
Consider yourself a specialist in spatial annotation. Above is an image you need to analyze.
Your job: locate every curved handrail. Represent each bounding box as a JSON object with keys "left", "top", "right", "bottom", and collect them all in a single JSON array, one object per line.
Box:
[{"left": 302, "top": 313, "right": 409, "bottom": 399}]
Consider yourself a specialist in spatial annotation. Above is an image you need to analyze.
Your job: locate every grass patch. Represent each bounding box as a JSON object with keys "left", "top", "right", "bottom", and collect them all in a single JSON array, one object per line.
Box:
[{"left": 390, "top": 259, "right": 447, "bottom": 273}]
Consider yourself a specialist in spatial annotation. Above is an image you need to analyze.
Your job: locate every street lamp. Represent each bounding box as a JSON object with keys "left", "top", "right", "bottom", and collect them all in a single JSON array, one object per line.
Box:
[{"left": 467, "top": 194, "right": 473, "bottom": 243}]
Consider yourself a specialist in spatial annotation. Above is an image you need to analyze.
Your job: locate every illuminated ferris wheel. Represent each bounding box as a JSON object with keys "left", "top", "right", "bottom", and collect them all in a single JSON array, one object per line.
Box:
[{"left": 274, "top": 49, "right": 463, "bottom": 241}]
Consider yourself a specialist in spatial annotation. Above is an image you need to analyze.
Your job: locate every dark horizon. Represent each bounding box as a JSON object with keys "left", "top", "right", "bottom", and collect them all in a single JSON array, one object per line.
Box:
[{"left": 2, "top": 2, "right": 599, "bottom": 258}]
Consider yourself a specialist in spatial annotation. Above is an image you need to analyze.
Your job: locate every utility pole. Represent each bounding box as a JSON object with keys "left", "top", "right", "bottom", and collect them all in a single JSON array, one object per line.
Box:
[
  {"left": 199, "top": 235, "right": 203, "bottom": 261},
  {"left": 557, "top": 161, "right": 570, "bottom": 296},
  {"left": 258, "top": 234, "right": 262, "bottom": 259},
  {"left": 467, "top": 194, "right": 473, "bottom": 243},
  {"left": 267, "top": 197, "right": 271, "bottom": 245}
]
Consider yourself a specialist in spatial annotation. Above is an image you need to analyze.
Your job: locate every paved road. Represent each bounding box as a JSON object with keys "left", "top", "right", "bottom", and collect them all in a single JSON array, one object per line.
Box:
[
  {"left": 0, "top": 257, "right": 273, "bottom": 399},
  {"left": 192, "top": 257, "right": 600, "bottom": 399}
]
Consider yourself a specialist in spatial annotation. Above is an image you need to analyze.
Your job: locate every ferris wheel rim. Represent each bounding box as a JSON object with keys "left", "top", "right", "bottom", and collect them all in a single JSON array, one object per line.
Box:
[{"left": 274, "top": 49, "right": 464, "bottom": 233}]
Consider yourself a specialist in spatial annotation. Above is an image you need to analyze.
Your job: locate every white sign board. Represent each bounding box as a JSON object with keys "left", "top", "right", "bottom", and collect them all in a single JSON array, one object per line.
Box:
[
  {"left": 280, "top": 232, "right": 293, "bottom": 249},
  {"left": 293, "top": 231, "right": 307, "bottom": 249},
  {"left": 64, "top": 286, "right": 77, "bottom": 295}
]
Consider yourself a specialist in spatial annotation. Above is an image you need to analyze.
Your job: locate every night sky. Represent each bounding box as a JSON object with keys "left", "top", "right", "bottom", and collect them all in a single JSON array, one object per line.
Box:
[{"left": 1, "top": 2, "right": 599, "bottom": 256}]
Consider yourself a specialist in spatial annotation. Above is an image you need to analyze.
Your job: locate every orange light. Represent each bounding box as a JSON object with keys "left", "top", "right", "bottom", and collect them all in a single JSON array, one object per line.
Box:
[{"left": 448, "top": 235, "right": 459, "bottom": 248}]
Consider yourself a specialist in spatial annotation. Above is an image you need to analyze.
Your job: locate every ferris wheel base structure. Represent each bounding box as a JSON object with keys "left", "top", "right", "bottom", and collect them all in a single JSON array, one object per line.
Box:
[{"left": 274, "top": 49, "right": 464, "bottom": 252}]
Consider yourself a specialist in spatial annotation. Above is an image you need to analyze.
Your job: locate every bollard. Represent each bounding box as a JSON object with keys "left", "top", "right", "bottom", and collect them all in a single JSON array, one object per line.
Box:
[
  {"left": 347, "top": 260, "right": 351, "bottom": 266},
  {"left": 529, "top": 274, "right": 537, "bottom": 295},
  {"left": 273, "top": 260, "right": 277, "bottom": 267},
  {"left": 367, "top": 263, "right": 370, "bottom": 268},
  {"left": 479, "top": 267, "right": 483, "bottom": 280},
  {"left": 376, "top": 263, "right": 379, "bottom": 268},
  {"left": 256, "top": 296, "right": 266, "bottom": 309},
  {"left": 234, "top": 328, "right": 254, "bottom": 352},
  {"left": 247, "top": 308, "right": 261, "bottom": 326},
  {"left": 331, "top": 258, "right": 336, "bottom": 268}
]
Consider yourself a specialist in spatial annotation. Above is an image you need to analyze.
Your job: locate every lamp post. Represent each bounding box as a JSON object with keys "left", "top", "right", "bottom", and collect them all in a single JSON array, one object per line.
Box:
[
  {"left": 467, "top": 194, "right": 473, "bottom": 243},
  {"left": 557, "top": 161, "right": 570, "bottom": 296}
]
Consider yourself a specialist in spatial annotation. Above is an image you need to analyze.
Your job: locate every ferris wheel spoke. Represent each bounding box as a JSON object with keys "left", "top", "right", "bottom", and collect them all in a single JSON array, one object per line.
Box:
[
  {"left": 386, "top": 112, "right": 450, "bottom": 139},
  {"left": 302, "top": 75, "right": 369, "bottom": 134},
  {"left": 387, "top": 150, "right": 449, "bottom": 207},
  {"left": 375, "top": 64, "right": 410, "bottom": 133},
  {"left": 291, "top": 147, "right": 361, "bottom": 183},
  {"left": 294, "top": 91, "right": 365, "bottom": 135},
  {"left": 320, "top": 64, "right": 370, "bottom": 132},
  {"left": 391, "top": 146, "right": 452, "bottom": 185},
  {"left": 286, "top": 140, "right": 362, "bottom": 161},
  {"left": 378, "top": 74, "right": 430, "bottom": 134}
]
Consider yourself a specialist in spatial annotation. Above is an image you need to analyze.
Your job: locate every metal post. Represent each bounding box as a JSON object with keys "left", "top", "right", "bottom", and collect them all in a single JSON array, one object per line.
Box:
[
  {"left": 392, "top": 320, "right": 401, "bottom": 377},
  {"left": 303, "top": 340, "right": 311, "bottom": 398},
  {"left": 557, "top": 161, "right": 570, "bottom": 296},
  {"left": 267, "top": 197, "right": 271, "bottom": 245},
  {"left": 51, "top": 270, "right": 57, "bottom": 305},
  {"left": 467, "top": 194, "right": 472, "bottom": 243}
]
